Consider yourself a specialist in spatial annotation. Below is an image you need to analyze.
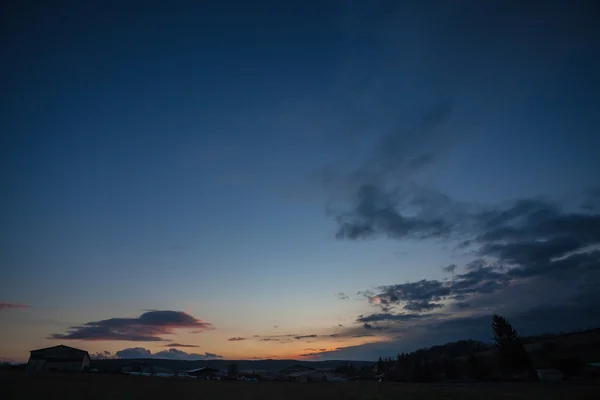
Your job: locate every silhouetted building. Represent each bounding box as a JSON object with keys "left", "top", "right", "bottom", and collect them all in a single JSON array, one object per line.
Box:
[
  {"left": 184, "top": 366, "right": 220, "bottom": 378},
  {"left": 27, "top": 345, "right": 90, "bottom": 372}
]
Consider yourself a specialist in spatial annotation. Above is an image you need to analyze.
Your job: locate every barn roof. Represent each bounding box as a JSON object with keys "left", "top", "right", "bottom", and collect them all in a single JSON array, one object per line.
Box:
[{"left": 30, "top": 344, "right": 90, "bottom": 357}]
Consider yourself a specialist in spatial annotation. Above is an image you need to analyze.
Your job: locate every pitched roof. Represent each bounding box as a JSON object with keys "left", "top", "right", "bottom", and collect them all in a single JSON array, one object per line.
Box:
[{"left": 30, "top": 344, "right": 90, "bottom": 356}]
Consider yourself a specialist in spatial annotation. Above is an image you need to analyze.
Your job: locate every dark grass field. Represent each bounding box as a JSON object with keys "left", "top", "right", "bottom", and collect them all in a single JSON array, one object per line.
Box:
[{"left": 2, "top": 371, "right": 599, "bottom": 400}]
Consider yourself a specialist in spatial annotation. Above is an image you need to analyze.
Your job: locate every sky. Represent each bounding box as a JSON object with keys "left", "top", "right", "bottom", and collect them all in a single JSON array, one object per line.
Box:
[{"left": 1, "top": 0, "right": 600, "bottom": 362}]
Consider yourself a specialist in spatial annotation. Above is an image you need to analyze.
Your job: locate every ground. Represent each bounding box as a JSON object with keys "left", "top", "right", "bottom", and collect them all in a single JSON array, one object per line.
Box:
[{"left": 2, "top": 371, "right": 599, "bottom": 400}]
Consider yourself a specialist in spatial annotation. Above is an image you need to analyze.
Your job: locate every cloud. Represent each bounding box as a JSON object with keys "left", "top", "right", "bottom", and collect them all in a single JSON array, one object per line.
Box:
[
  {"left": 335, "top": 183, "right": 459, "bottom": 241},
  {"left": 116, "top": 347, "right": 222, "bottom": 360},
  {"left": 48, "top": 310, "right": 213, "bottom": 341},
  {"left": 164, "top": 343, "right": 199, "bottom": 348},
  {"left": 363, "top": 323, "right": 389, "bottom": 330},
  {"left": 115, "top": 347, "right": 152, "bottom": 358},
  {"left": 441, "top": 264, "right": 457, "bottom": 273},
  {"left": 299, "top": 348, "right": 342, "bottom": 357},
  {"left": 308, "top": 2, "right": 600, "bottom": 361},
  {"left": 0, "top": 302, "right": 29, "bottom": 311},
  {"left": 334, "top": 197, "right": 600, "bottom": 359},
  {"left": 228, "top": 337, "right": 246, "bottom": 342},
  {"left": 336, "top": 292, "right": 350, "bottom": 300},
  {"left": 90, "top": 351, "right": 116, "bottom": 360},
  {"left": 294, "top": 334, "right": 317, "bottom": 340},
  {"left": 356, "top": 313, "right": 432, "bottom": 323}
]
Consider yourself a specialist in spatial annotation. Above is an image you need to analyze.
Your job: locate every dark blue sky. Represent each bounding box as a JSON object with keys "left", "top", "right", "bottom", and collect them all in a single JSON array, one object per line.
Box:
[{"left": 1, "top": 0, "right": 600, "bottom": 361}]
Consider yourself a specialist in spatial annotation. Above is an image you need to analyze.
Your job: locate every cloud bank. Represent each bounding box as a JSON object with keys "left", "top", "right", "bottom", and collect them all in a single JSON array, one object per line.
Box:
[{"left": 115, "top": 347, "right": 222, "bottom": 360}]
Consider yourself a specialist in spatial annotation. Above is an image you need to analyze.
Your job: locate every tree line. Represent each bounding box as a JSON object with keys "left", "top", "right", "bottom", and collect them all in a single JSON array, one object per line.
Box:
[{"left": 370, "top": 314, "right": 584, "bottom": 382}]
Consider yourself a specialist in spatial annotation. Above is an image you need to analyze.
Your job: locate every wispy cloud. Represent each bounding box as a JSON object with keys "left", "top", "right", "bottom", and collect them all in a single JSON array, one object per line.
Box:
[
  {"left": 336, "top": 292, "right": 350, "bottom": 300},
  {"left": 163, "top": 343, "right": 199, "bottom": 348},
  {"left": 299, "top": 348, "right": 342, "bottom": 357},
  {"left": 294, "top": 334, "right": 317, "bottom": 340},
  {"left": 0, "top": 302, "right": 29, "bottom": 311},
  {"left": 228, "top": 337, "right": 246, "bottom": 342},
  {"left": 441, "top": 264, "right": 457, "bottom": 274},
  {"left": 48, "top": 310, "right": 213, "bottom": 341}
]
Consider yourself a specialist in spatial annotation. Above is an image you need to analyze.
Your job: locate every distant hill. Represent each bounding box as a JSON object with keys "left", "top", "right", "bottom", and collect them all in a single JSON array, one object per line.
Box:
[
  {"left": 90, "top": 358, "right": 373, "bottom": 373},
  {"left": 89, "top": 328, "right": 600, "bottom": 374}
]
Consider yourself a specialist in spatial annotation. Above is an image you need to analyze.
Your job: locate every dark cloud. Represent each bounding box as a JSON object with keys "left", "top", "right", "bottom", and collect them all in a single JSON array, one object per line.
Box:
[
  {"left": 116, "top": 347, "right": 222, "bottom": 360},
  {"left": 441, "top": 264, "right": 457, "bottom": 273},
  {"left": 335, "top": 183, "right": 456, "bottom": 241},
  {"left": 403, "top": 300, "right": 444, "bottom": 312},
  {"left": 370, "top": 279, "right": 451, "bottom": 311},
  {"left": 363, "top": 323, "right": 390, "bottom": 330},
  {"left": 358, "top": 198, "right": 600, "bottom": 314},
  {"left": 336, "top": 292, "right": 350, "bottom": 300},
  {"left": 326, "top": 99, "right": 468, "bottom": 243},
  {"left": 340, "top": 197, "right": 600, "bottom": 359},
  {"left": 228, "top": 337, "right": 246, "bottom": 342},
  {"left": 357, "top": 313, "right": 432, "bottom": 323},
  {"left": 294, "top": 334, "right": 317, "bottom": 340},
  {"left": 164, "top": 343, "right": 199, "bottom": 348},
  {"left": 48, "top": 310, "right": 212, "bottom": 341},
  {"left": 115, "top": 347, "right": 151, "bottom": 358},
  {"left": 0, "top": 302, "right": 29, "bottom": 311}
]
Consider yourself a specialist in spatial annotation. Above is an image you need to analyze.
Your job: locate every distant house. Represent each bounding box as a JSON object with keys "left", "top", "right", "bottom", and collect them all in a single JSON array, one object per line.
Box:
[
  {"left": 27, "top": 345, "right": 90, "bottom": 372},
  {"left": 184, "top": 367, "right": 220, "bottom": 379}
]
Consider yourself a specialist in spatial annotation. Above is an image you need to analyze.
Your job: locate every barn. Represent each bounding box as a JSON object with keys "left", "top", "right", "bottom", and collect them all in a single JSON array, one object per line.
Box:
[{"left": 27, "top": 345, "right": 90, "bottom": 372}]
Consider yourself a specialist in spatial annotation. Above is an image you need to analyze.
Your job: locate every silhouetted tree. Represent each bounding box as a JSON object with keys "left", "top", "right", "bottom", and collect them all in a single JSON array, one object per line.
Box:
[
  {"left": 227, "top": 363, "right": 239, "bottom": 377},
  {"left": 492, "top": 314, "right": 532, "bottom": 378},
  {"left": 376, "top": 356, "right": 384, "bottom": 374}
]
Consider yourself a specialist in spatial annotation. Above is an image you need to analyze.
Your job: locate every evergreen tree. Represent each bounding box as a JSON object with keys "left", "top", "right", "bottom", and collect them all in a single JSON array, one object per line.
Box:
[{"left": 492, "top": 314, "right": 532, "bottom": 377}]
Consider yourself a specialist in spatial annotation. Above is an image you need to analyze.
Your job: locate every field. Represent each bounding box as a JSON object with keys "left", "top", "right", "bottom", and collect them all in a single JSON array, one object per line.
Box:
[{"left": 2, "top": 371, "right": 599, "bottom": 400}]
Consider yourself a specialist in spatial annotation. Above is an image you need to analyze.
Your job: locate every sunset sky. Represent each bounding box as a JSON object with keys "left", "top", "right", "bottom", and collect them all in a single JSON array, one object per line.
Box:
[{"left": 2, "top": 1, "right": 600, "bottom": 363}]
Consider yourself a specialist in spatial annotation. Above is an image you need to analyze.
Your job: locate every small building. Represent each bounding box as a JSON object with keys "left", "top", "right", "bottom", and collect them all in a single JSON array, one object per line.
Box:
[
  {"left": 184, "top": 367, "right": 220, "bottom": 379},
  {"left": 27, "top": 345, "right": 90, "bottom": 372},
  {"left": 536, "top": 369, "right": 564, "bottom": 381}
]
